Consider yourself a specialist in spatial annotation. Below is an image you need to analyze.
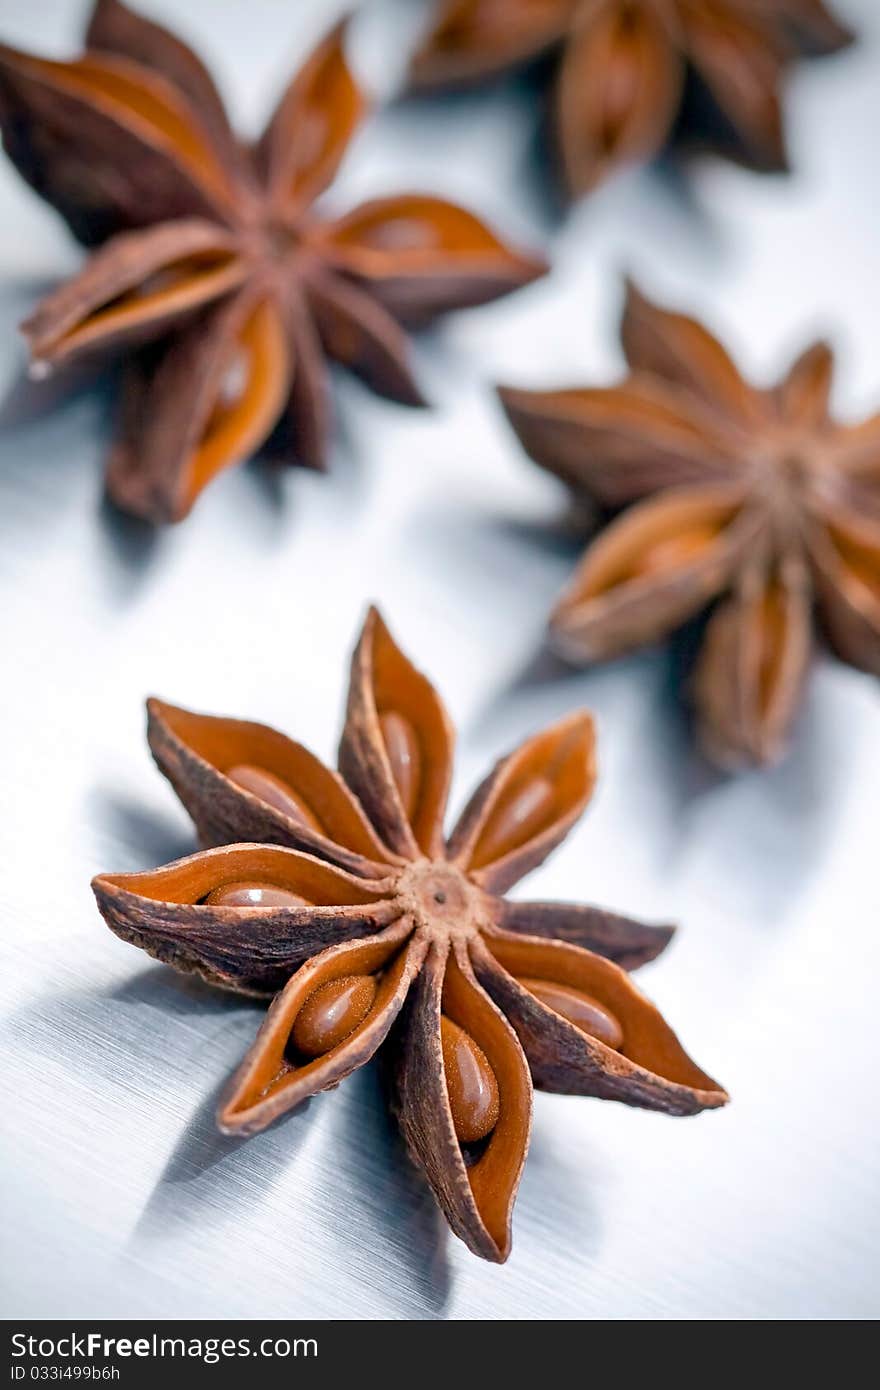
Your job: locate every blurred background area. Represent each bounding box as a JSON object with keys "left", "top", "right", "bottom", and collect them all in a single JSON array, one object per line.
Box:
[{"left": 0, "top": 0, "right": 877, "bottom": 1319}]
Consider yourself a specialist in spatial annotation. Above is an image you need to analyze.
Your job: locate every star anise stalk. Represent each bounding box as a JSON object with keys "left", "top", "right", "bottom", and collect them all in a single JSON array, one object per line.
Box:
[
  {"left": 498, "top": 279, "right": 880, "bottom": 768},
  {"left": 92, "top": 607, "right": 727, "bottom": 1262},
  {"left": 0, "top": 0, "right": 546, "bottom": 522},
  {"left": 408, "top": 0, "right": 854, "bottom": 198}
]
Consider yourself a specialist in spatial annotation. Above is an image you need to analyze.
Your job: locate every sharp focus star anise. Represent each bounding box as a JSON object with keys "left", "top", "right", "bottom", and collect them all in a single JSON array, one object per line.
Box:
[
  {"left": 91, "top": 606, "right": 727, "bottom": 1262},
  {"left": 498, "top": 280, "right": 880, "bottom": 768},
  {"left": 0, "top": 0, "right": 546, "bottom": 523},
  {"left": 408, "top": 0, "right": 854, "bottom": 198}
]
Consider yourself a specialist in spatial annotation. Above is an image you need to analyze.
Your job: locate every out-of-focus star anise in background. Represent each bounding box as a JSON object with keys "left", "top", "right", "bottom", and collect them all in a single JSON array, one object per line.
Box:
[
  {"left": 409, "top": 0, "right": 854, "bottom": 198},
  {"left": 499, "top": 280, "right": 880, "bottom": 767},
  {"left": 0, "top": 0, "right": 546, "bottom": 522}
]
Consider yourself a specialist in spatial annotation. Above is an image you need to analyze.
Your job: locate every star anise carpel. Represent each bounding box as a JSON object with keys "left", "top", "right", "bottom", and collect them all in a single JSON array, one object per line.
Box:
[
  {"left": 0, "top": 0, "right": 546, "bottom": 523},
  {"left": 498, "top": 279, "right": 880, "bottom": 768},
  {"left": 92, "top": 606, "right": 726, "bottom": 1263},
  {"left": 408, "top": 0, "right": 855, "bottom": 198}
]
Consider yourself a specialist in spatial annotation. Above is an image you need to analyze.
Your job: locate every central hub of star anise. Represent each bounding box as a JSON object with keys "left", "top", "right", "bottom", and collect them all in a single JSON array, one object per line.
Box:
[
  {"left": 750, "top": 428, "right": 820, "bottom": 522},
  {"left": 240, "top": 216, "right": 301, "bottom": 271},
  {"left": 397, "top": 861, "right": 477, "bottom": 938}
]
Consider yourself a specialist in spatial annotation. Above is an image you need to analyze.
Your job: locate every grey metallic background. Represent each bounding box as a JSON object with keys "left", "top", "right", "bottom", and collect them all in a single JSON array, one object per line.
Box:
[{"left": 1, "top": 0, "right": 878, "bottom": 1320}]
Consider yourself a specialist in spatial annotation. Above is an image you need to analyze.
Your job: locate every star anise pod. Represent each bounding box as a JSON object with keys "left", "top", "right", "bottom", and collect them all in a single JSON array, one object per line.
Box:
[
  {"left": 498, "top": 280, "right": 880, "bottom": 768},
  {"left": 92, "top": 607, "right": 727, "bottom": 1262},
  {"left": 0, "top": 0, "right": 546, "bottom": 523},
  {"left": 408, "top": 0, "right": 854, "bottom": 198}
]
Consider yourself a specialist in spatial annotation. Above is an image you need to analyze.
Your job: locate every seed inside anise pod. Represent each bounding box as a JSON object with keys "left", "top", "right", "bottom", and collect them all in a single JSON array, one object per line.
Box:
[
  {"left": 440, "top": 1016, "right": 500, "bottom": 1144},
  {"left": 517, "top": 979, "right": 623, "bottom": 1051},
  {"left": 205, "top": 880, "right": 311, "bottom": 909},
  {"left": 469, "top": 776, "right": 557, "bottom": 868},
  {"left": 378, "top": 711, "right": 422, "bottom": 821},
  {"left": 292, "top": 975, "right": 379, "bottom": 1058},
  {"left": 227, "top": 764, "right": 324, "bottom": 832}
]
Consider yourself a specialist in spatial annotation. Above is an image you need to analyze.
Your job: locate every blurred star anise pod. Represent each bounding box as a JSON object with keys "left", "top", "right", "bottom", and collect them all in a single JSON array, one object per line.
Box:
[
  {"left": 409, "top": 0, "right": 854, "bottom": 198},
  {"left": 92, "top": 607, "right": 726, "bottom": 1262},
  {"left": 499, "top": 280, "right": 880, "bottom": 768},
  {"left": 0, "top": 0, "right": 545, "bottom": 523}
]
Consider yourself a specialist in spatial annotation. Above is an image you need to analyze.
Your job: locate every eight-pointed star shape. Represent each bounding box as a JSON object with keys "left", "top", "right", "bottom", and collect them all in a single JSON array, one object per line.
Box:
[{"left": 93, "top": 607, "right": 727, "bottom": 1262}]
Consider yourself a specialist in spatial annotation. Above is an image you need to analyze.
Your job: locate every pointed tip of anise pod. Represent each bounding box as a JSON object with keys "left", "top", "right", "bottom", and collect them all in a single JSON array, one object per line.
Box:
[
  {"left": 520, "top": 247, "right": 552, "bottom": 283},
  {"left": 355, "top": 603, "right": 391, "bottom": 657},
  {"left": 696, "top": 718, "right": 791, "bottom": 775},
  {"left": 495, "top": 383, "right": 524, "bottom": 412},
  {"left": 545, "top": 598, "right": 590, "bottom": 664},
  {"left": 363, "top": 601, "right": 384, "bottom": 629},
  {"left": 328, "top": 11, "right": 355, "bottom": 46},
  {"left": 628, "top": 919, "right": 676, "bottom": 966},
  {"left": 305, "top": 12, "right": 360, "bottom": 89},
  {"left": 620, "top": 272, "right": 647, "bottom": 313},
  {"left": 342, "top": 600, "right": 456, "bottom": 862},
  {"left": 493, "top": 383, "right": 550, "bottom": 444},
  {"left": 473, "top": 931, "right": 730, "bottom": 1116}
]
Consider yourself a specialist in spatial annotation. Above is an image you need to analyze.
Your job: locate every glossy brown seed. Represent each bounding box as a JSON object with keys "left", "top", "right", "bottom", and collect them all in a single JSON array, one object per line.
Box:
[
  {"left": 291, "top": 975, "right": 378, "bottom": 1057},
  {"left": 227, "top": 763, "right": 322, "bottom": 830},
  {"left": 204, "top": 880, "right": 311, "bottom": 909},
  {"left": 475, "top": 776, "right": 556, "bottom": 865},
  {"left": 519, "top": 978, "right": 624, "bottom": 1050},
  {"left": 632, "top": 524, "right": 718, "bottom": 580},
  {"left": 379, "top": 711, "right": 421, "bottom": 819},
  {"left": 440, "top": 1016, "right": 500, "bottom": 1144}
]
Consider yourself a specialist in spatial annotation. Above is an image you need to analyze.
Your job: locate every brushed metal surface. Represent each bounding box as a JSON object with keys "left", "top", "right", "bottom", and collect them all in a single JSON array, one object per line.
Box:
[{"left": 1, "top": 0, "right": 878, "bottom": 1321}]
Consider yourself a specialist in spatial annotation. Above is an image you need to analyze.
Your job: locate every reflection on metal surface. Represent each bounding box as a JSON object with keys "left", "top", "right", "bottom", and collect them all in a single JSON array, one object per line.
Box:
[{"left": 0, "top": 0, "right": 878, "bottom": 1321}]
